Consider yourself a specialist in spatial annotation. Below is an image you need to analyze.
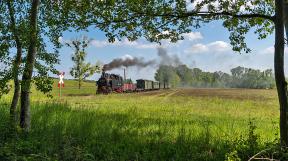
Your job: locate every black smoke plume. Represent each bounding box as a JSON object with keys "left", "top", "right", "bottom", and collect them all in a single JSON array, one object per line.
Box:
[
  {"left": 103, "top": 56, "right": 156, "bottom": 71},
  {"left": 103, "top": 47, "right": 182, "bottom": 71}
]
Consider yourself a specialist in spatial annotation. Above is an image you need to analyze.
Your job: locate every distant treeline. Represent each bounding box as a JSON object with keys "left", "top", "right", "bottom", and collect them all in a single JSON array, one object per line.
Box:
[{"left": 154, "top": 65, "right": 275, "bottom": 89}]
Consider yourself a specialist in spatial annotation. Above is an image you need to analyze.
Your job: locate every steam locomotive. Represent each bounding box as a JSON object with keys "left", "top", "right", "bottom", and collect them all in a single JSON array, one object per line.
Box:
[{"left": 96, "top": 72, "right": 169, "bottom": 94}]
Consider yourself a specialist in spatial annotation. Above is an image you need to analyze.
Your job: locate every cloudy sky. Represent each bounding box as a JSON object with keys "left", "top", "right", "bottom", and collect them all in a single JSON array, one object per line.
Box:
[{"left": 55, "top": 20, "right": 285, "bottom": 81}]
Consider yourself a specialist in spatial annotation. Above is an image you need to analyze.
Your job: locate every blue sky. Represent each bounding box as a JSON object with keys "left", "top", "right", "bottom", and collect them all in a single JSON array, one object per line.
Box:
[{"left": 54, "top": 21, "right": 284, "bottom": 81}]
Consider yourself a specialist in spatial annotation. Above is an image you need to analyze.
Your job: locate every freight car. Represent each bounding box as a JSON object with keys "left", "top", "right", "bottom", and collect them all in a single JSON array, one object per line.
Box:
[
  {"left": 96, "top": 72, "right": 168, "bottom": 94},
  {"left": 123, "top": 83, "right": 136, "bottom": 92},
  {"left": 136, "top": 79, "right": 160, "bottom": 91},
  {"left": 136, "top": 79, "right": 152, "bottom": 91}
]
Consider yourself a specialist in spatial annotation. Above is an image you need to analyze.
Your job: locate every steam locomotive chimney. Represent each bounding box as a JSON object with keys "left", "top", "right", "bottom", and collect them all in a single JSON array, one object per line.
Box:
[
  {"left": 102, "top": 69, "right": 105, "bottom": 77},
  {"left": 123, "top": 68, "right": 126, "bottom": 81}
]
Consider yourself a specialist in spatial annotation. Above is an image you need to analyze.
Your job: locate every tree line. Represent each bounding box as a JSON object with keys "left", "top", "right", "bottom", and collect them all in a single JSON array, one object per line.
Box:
[{"left": 155, "top": 65, "right": 275, "bottom": 89}]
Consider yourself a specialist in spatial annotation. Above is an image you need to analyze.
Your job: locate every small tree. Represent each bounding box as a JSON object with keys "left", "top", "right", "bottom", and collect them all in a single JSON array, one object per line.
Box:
[{"left": 66, "top": 37, "right": 99, "bottom": 89}]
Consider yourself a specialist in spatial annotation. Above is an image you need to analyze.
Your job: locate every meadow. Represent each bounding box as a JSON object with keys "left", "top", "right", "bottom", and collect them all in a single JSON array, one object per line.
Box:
[{"left": 0, "top": 80, "right": 282, "bottom": 161}]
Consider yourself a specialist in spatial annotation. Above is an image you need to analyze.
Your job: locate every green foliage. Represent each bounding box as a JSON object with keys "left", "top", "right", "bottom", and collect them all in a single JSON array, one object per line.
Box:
[
  {"left": 0, "top": 72, "right": 11, "bottom": 98},
  {"left": 33, "top": 76, "right": 54, "bottom": 98},
  {"left": 154, "top": 65, "right": 275, "bottom": 89},
  {"left": 225, "top": 150, "right": 241, "bottom": 161},
  {"left": 155, "top": 65, "right": 180, "bottom": 88},
  {"left": 230, "top": 66, "right": 275, "bottom": 89},
  {"left": 67, "top": 36, "right": 100, "bottom": 89},
  {"left": 225, "top": 120, "right": 262, "bottom": 161},
  {"left": 0, "top": 1, "right": 63, "bottom": 97}
]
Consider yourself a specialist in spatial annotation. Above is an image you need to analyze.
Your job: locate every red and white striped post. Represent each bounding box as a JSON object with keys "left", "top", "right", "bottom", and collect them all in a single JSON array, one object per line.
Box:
[{"left": 58, "top": 72, "right": 65, "bottom": 98}]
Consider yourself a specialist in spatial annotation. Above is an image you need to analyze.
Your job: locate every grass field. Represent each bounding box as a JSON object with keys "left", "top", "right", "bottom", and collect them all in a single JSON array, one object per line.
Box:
[{"left": 0, "top": 79, "right": 281, "bottom": 160}]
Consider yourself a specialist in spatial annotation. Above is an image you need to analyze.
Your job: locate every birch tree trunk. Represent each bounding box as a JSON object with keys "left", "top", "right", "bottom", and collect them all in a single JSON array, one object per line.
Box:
[{"left": 20, "top": 0, "right": 39, "bottom": 132}]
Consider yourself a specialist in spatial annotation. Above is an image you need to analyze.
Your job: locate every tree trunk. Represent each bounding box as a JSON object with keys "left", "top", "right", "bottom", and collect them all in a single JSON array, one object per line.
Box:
[
  {"left": 78, "top": 78, "right": 81, "bottom": 89},
  {"left": 10, "top": 56, "right": 21, "bottom": 122},
  {"left": 7, "top": 0, "right": 22, "bottom": 123},
  {"left": 274, "top": 0, "right": 288, "bottom": 146},
  {"left": 285, "top": 1, "right": 288, "bottom": 41},
  {"left": 10, "top": 79, "right": 20, "bottom": 114},
  {"left": 20, "top": 0, "right": 39, "bottom": 132}
]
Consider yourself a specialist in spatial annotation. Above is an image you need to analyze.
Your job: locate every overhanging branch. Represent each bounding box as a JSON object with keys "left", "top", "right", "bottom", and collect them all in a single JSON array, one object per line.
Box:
[
  {"left": 191, "top": 11, "right": 275, "bottom": 22},
  {"left": 131, "top": 9, "right": 275, "bottom": 22}
]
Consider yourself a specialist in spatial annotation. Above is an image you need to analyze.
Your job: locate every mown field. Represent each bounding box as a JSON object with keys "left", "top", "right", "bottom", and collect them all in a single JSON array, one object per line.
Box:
[{"left": 0, "top": 79, "right": 281, "bottom": 161}]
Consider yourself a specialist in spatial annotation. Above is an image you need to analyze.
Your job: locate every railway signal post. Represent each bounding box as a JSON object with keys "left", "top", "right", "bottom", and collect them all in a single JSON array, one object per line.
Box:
[{"left": 58, "top": 72, "right": 65, "bottom": 98}]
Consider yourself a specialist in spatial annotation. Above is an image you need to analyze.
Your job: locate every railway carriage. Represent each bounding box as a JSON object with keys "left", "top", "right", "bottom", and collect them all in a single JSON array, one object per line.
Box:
[{"left": 136, "top": 79, "right": 153, "bottom": 91}]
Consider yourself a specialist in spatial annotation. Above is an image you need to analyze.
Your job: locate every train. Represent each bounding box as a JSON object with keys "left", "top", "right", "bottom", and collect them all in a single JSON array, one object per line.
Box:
[{"left": 96, "top": 72, "right": 169, "bottom": 94}]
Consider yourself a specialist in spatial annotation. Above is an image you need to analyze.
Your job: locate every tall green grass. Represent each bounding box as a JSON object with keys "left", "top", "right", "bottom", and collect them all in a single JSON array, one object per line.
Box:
[
  {"left": 0, "top": 80, "right": 282, "bottom": 160},
  {"left": 0, "top": 102, "right": 272, "bottom": 161}
]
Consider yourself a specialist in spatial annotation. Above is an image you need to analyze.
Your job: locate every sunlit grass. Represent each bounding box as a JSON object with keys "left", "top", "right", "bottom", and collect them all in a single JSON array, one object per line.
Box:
[{"left": 0, "top": 80, "right": 281, "bottom": 160}]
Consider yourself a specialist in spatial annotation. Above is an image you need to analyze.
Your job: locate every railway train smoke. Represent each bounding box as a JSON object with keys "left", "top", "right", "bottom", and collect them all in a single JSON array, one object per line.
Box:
[
  {"left": 157, "top": 47, "right": 182, "bottom": 66},
  {"left": 103, "top": 55, "right": 156, "bottom": 71},
  {"left": 103, "top": 47, "right": 182, "bottom": 71}
]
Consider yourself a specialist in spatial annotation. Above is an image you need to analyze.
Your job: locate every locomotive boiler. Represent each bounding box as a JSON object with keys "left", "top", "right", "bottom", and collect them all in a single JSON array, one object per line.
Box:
[{"left": 96, "top": 72, "right": 123, "bottom": 94}]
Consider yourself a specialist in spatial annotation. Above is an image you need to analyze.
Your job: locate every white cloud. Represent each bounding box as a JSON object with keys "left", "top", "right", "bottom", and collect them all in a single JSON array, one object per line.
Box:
[
  {"left": 262, "top": 46, "right": 275, "bottom": 55},
  {"left": 182, "top": 32, "right": 203, "bottom": 41},
  {"left": 137, "top": 43, "right": 157, "bottom": 49},
  {"left": 186, "top": 43, "right": 208, "bottom": 54},
  {"left": 207, "top": 41, "right": 230, "bottom": 52},
  {"left": 261, "top": 46, "right": 288, "bottom": 55},
  {"left": 185, "top": 41, "right": 230, "bottom": 54},
  {"left": 90, "top": 40, "right": 108, "bottom": 47},
  {"left": 90, "top": 38, "right": 157, "bottom": 49},
  {"left": 119, "top": 39, "right": 138, "bottom": 46},
  {"left": 121, "top": 54, "right": 134, "bottom": 60}
]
